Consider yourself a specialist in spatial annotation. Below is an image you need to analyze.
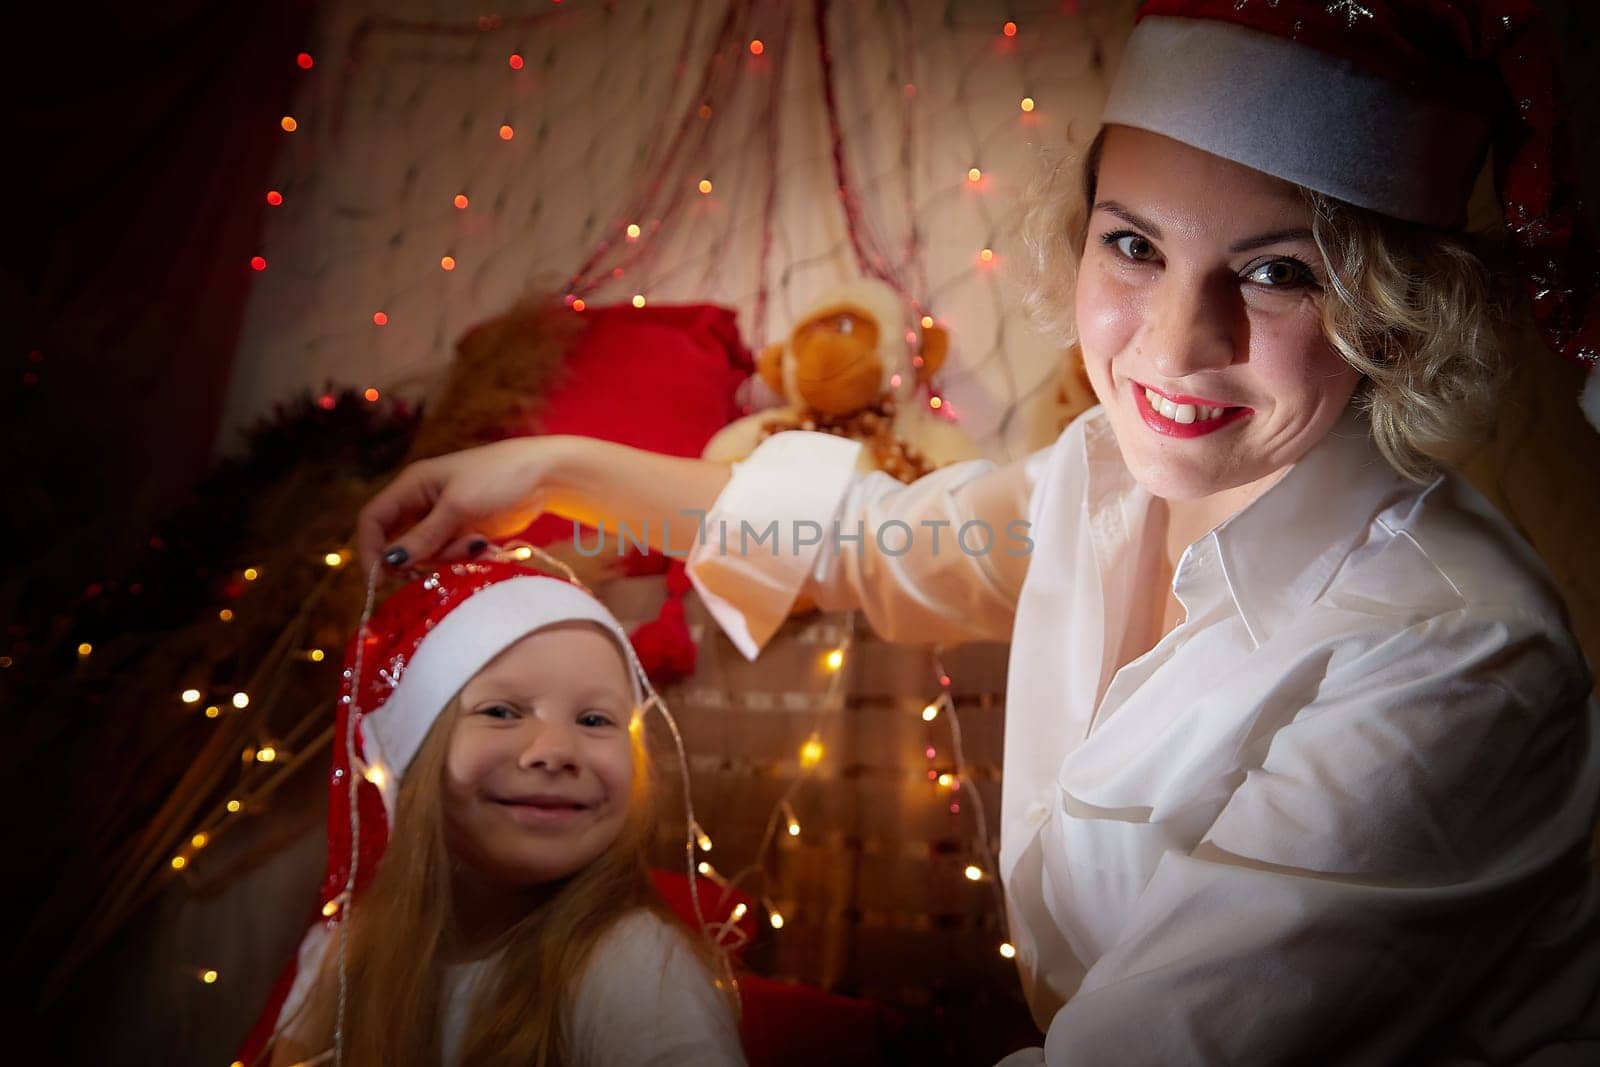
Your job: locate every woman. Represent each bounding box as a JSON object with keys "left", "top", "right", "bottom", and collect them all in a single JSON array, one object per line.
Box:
[{"left": 357, "top": 2, "right": 1600, "bottom": 1062}]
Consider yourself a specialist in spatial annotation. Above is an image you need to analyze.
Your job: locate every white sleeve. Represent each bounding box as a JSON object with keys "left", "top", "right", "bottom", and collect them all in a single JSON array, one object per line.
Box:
[
  {"left": 1037, "top": 608, "right": 1600, "bottom": 1065},
  {"left": 567, "top": 910, "right": 746, "bottom": 1067},
  {"left": 685, "top": 430, "right": 1045, "bottom": 659}
]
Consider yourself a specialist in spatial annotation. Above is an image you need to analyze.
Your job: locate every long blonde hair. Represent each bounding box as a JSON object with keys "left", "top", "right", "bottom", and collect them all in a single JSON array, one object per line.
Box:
[
  {"left": 281, "top": 699, "right": 677, "bottom": 1067},
  {"left": 1018, "top": 124, "right": 1514, "bottom": 482}
]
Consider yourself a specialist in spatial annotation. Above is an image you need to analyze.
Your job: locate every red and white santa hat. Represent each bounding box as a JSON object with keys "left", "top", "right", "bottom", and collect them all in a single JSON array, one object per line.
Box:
[
  {"left": 343, "top": 561, "right": 645, "bottom": 815},
  {"left": 237, "top": 560, "right": 649, "bottom": 1063},
  {"left": 1102, "top": 0, "right": 1600, "bottom": 428}
]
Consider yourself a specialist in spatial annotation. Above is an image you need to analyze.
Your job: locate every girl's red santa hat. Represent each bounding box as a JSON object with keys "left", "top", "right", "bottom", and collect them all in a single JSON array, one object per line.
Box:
[
  {"left": 1103, "top": 0, "right": 1600, "bottom": 427},
  {"left": 236, "top": 560, "right": 649, "bottom": 1064}
]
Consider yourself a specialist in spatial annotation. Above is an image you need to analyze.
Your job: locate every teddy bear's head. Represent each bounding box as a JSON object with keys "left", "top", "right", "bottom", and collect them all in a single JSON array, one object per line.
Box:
[{"left": 755, "top": 278, "right": 947, "bottom": 416}]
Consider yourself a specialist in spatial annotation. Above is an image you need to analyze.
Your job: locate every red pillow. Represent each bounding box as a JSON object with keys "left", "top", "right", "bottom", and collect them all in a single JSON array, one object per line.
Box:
[
  {"left": 650, "top": 867, "right": 758, "bottom": 961},
  {"left": 521, "top": 302, "right": 751, "bottom": 547}
]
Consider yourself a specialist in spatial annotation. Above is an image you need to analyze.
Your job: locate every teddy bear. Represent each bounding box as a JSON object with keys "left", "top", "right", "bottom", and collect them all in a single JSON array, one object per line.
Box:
[{"left": 702, "top": 277, "right": 981, "bottom": 482}]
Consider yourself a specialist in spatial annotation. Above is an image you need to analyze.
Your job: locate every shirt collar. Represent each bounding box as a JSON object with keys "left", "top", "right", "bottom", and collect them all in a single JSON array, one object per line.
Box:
[
  {"left": 1211, "top": 403, "right": 1414, "bottom": 647},
  {"left": 1080, "top": 403, "right": 1413, "bottom": 649}
]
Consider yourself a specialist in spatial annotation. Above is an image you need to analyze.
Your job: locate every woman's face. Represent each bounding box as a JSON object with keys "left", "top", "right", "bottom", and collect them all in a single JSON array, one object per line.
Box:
[
  {"left": 1074, "top": 125, "right": 1362, "bottom": 506},
  {"left": 443, "top": 621, "right": 637, "bottom": 888}
]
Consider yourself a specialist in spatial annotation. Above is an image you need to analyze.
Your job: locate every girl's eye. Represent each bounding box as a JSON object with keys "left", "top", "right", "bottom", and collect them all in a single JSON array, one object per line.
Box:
[
  {"left": 477, "top": 704, "right": 518, "bottom": 721},
  {"left": 578, "top": 710, "right": 617, "bottom": 728},
  {"left": 1101, "top": 230, "right": 1157, "bottom": 263},
  {"left": 1244, "top": 256, "right": 1320, "bottom": 289}
]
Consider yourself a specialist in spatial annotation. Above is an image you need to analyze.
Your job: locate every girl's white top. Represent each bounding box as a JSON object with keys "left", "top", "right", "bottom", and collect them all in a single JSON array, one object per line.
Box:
[
  {"left": 443, "top": 908, "right": 744, "bottom": 1066},
  {"left": 686, "top": 403, "right": 1600, "bottom": 1065},
  {"left": 278, "top": 908, "right": 745, "bottom": 1066}
]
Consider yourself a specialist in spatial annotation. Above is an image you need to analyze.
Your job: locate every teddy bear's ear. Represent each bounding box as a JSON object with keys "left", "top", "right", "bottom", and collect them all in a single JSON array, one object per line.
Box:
[
  {"left": 756, "top": 342, "right": 786, "bottom": 395},
  {"left": 916, "top": 324, "right": 950, "bottom": 383}
]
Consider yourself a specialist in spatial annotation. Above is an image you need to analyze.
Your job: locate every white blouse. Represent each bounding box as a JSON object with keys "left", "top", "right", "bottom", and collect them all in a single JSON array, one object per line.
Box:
[{"left": 686, "top": 404, "right": 1600, "bottom": 1065}]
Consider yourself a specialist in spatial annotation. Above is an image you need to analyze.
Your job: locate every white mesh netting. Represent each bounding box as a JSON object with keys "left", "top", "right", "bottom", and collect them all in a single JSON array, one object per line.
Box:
[{"left": 220, "top": 0, "right": 1138, "bottom": 460}]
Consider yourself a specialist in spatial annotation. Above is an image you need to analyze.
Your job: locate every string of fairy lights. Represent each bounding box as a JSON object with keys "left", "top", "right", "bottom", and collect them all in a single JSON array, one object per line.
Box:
[
  {"left": 687, "top": 621, "right": 1013, "bottom": 961},
  {"left": 140, "top": 546, "right": 1011, "bottom": 1015}
]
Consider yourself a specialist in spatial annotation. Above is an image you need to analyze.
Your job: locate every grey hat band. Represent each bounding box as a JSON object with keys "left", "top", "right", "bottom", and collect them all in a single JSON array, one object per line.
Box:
[{"left": 1101, "top": 16, "right": 1491, "bottom": 229}]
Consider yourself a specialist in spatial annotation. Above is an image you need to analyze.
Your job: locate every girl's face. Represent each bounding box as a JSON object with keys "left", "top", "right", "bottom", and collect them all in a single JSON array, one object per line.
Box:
[
  {"left": 442, "top": 621, "right": 637, "bottom": 888},
  {"left": 1074, "top": 125, "right": 1362, "bottom": 507}
]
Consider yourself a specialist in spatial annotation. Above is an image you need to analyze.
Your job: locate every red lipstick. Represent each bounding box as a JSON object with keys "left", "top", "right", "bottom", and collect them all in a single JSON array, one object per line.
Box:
[{"left": 1132, "top": 381, "right": 1251, "bottom": 439}]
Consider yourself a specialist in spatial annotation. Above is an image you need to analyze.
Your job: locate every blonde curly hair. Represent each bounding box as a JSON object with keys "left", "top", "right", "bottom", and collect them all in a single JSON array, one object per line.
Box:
[{"left": 1018, "top": 125, "right": 1514, "bottom": 482}]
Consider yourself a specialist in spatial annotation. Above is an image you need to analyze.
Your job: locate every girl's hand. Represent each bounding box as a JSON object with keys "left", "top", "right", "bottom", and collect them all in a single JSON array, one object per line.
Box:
[{"left": 357, "top": 437, "right": 572, "bottom": 571}]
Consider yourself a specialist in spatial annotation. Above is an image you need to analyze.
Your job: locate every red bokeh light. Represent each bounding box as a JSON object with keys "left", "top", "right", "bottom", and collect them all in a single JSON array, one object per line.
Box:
[
  {"left": 250, "top": 256, "right": 267, "bottom": 271},
  {"left": 296, "top": 52, "right": 314, "bottom": 69},
  {"left": 265, "top": 190, "right": 283, "bottom": 206},
  {"left": 373, "top": 311, "right": 389, "bottom": 326}
]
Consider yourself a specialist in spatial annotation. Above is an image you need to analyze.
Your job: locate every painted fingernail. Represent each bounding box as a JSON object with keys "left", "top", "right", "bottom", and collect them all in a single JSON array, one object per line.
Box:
[
  {"left": 382, "top": 546, "right": 409, "bottom": 567},
  {"left": 467, "top": 538, "right": 488, "bottom": 558}
]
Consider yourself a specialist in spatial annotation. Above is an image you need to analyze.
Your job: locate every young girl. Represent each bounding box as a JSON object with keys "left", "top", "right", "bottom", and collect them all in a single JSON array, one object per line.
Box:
[{"left": 240, "top": 559, "right": 745, "bottom": 1066}]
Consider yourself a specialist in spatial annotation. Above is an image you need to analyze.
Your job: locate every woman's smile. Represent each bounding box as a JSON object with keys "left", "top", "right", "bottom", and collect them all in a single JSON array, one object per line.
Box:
[{"left": 1132, "top": 380, "right": 1253, "bottom": 437}]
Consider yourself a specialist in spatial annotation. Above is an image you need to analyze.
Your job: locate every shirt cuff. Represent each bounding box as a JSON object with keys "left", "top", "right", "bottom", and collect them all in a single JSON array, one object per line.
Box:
[{"left": 685, "top": 431, "right": 864, "bottom": 660}]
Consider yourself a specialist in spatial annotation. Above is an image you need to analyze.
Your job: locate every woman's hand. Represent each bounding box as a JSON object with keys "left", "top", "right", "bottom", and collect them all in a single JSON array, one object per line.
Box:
[{"left": 357, "top": 437, "right": 572, "bottom": 571}]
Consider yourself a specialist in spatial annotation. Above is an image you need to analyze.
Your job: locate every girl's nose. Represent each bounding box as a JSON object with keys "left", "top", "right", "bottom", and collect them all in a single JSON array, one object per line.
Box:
[
  {"left": 517, "top": 721, "right": 578, "bottom": 772},
  {"left": 1147, "top": 272, "right": 1239, "bottom": 380}
]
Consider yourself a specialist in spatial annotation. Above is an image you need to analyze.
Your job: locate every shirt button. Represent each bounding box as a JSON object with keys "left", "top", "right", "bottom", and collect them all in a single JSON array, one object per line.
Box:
[{"left": 1024, "top": 801, "right": 1050, "bottom": 828}]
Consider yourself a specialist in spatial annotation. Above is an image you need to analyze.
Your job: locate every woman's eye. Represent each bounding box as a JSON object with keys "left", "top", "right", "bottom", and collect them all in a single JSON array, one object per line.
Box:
[
  {"left": 1103, "top": 231, "right": 1157, "bottom": 263},
  {"left": 578, "top": 710, "right": 617, "bottom": 728},
  {"left": 1244, "top": 257, "right": 1318, "bottom": 289}
]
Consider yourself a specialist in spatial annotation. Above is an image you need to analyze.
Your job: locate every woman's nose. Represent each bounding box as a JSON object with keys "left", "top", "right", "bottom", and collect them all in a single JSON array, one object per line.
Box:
[
  {"left": 1147, "top": 272, "right": 1239, "bottom": 379},
  {"left": 517, "top": 721, "right": 578, "bottom": 772}
]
